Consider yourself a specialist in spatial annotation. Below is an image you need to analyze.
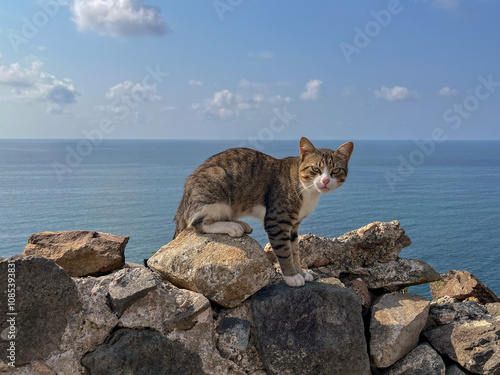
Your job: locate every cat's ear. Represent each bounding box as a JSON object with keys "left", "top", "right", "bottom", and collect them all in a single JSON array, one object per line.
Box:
[
  {"left": 336, "top": 142, "right": 354, "bottom": 162},
  {"left": 299, "top": 137, "right": 315, "bottom": 160}
]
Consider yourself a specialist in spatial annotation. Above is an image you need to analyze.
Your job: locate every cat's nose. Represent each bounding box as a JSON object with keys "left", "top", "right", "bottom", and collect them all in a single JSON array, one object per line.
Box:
[{"left": 322, "top": 178, "right": 330, "bottom": 186}]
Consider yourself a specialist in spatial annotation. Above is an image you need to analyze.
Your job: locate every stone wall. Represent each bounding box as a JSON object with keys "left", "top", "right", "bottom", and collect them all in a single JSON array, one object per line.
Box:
[{"left": 0, "top": 221, "right": 499, "bottom": 375}]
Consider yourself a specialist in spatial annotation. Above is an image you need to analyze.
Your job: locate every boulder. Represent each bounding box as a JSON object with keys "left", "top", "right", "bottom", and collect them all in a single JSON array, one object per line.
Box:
[
  {"left": 81, "top": 328, "right": 204, "bottom": 375},
  {"left": 424, "top": 319, "right": 500, "bottom": 374},
  {"left": 265, "top": 220, "right": 411, "bottom": 269},
  {"left": 0, "top": 255, "right": 82, "bottom": 366},
  {"left": 119, "top": 280, "right": 211, "bottom": 332},
  {"left": 346, "top": 258, "right": 441, "bottom": 291},
  {"left": 107, "top": 267, "right": 157, "bottom": 317},
  {"left": 385, "top": 343, "right": 445, "bottom": 375},
  {"left": 23, "top": 230, "right": 129, "bottom": 277},
  {"left": 485, "top": 302, "right": 500, "bottom": 318},
  {"left": 148, "top": 230, "right": 275, "bottom": 308},
  {"left": 430, "top": 270, "right": 500, "bottom": 304},
  {"left": 446, "top": 364, "right": 473, "bottom": 375},
  {"left": 251, "top": 282, "right": 371, "bottom": 375},
  {"left": 426, "top": 297, "right": 489, "bottom": 329},
  {"left": 344, "top": 278, "right": 371, "bottom": 315},
  {"left": 217, "top": 318, "right": 251, "bottom": 352},
  {"left": 370, "top": 293, "right": 430, "bottom": 368}
]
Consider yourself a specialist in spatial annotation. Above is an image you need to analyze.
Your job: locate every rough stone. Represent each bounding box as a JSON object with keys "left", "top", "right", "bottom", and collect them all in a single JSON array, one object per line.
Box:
[
  {"left": 251, "top": 282, "right": 371, "bottom": 375},
  {"left": 23, "top": 230, "right": 129, "bottom": 277},
  {"left": 107, "top": 267, "right": 157, "bottom": 317},
  {"left": 431, "top": 270, "right": 500, "bottom": 304},
  {"left": 265, "top": 220, "right": 411, "bottom": 270},
  {"left": 385, "top": 343, "right": 445, "bottom": 375},
  {"left": 345, "top": 258, "right": 441, "bottom": 291},
  {"left": 81, "top": 328, "right": 204, "bottom": 375},
  {"left": 485, "top": 302, "right": 500, "bottom": 318},
  {"left": 0, "top": 255, "right": 82, "bottom": 366},
  {"left": 345, "top": 278, "right": 371, "bottom": 315},
  {"left": 426, "top": 298, "right": 489, "bottom": 329},
  {"left": 217, "top": 317, "right": 251, "bottom": 352},
  {"left": 446, "top": 364, "right": 473, "bottom": 375},
  {"left": 370, "top": 292, "right": 430, "bottom": 368},
  {"left": 424, "top": 319, "right": 500, "bottom": 374},
  {"left": 148, "top": 230, "right": 275, "bottom": 308},
  {"left": 119, "top": 280, "right": 211, "bottom": 332}
]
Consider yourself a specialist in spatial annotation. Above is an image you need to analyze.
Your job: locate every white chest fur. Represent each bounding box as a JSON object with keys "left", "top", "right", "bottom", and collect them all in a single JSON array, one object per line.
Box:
[{"left": 298, "top": 193, "right": 320, "bottom": 221}]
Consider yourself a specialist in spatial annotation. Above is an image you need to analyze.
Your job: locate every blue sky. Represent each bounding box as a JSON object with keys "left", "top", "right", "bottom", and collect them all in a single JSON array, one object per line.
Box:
[{"left": 0, "top": 0, "right": 499, "bottom": 140}]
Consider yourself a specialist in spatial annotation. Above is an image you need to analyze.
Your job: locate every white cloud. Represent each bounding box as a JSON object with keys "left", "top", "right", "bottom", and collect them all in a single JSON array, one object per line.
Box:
[
  {"left": 438, "top": 86, "right": 458, "bottom": 96},
  {"left": 106, "top": 80, "right": 162, "bottom": 102},
  {"left": 188, "top": 79, "right": 202, "bottom": 86},
  {"left": 0, "top": 57, "right": 79, "bottom": 114},
  {"left": 193, "top": 79, "right": 294, "bottom": 119},
  {"left": 71, "top": 0, "right": 170, "bottom": 37},
  {"left": 374, "top": 85, "right": 419, "bottom": 101},
  {"left": 300, "top": 79, "right": 322, "bottom": 100}
]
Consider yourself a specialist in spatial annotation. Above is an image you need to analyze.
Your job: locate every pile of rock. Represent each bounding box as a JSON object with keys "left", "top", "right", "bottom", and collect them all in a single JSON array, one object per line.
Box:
[{"left": 0, "top": 221, "right": 498, "bottom": 375}]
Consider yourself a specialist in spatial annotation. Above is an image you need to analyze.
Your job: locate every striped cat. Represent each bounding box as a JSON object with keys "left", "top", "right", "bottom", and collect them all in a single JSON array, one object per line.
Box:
[{"left": 174, "top": 137, "right": 353, "bottom": 287}]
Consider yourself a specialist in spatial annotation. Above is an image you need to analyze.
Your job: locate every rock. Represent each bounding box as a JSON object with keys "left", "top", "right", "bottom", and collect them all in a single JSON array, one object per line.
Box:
[
  {"left": 385, "top": 343, "right": 445, "bottom": 375},
  {"left": 107, "top": 267, "right": 157, "bottom": 317},
  {"left": 0, "top": 255, "right": 82, "bottom": 366},
  {"left": 344, "top": 278, "right": 371, "bottom": 315},
  {"left": 81, "top": 328, "right": 204, "bottom": 375},
  {"left": 23, "top": 230, "right": 129, "bottom": 277},
  {"left": 119, "top": 281, "right": 211, "bottom": 332},
  {"left": 424, "top": 319, "right": 500, "bottom": 374},
  {"left": 319, "top": 276, "right": 345, "bottom": 286},
  {"left": 446, "top": 364, "right": 473, "bottom": 375},
  {"left": 265, "top": 220, "right": 411, "bottom": 269},
  {"left": 217, "top": 318, "right": 251, "bottom": 352},
  {"left": 251, "top": 282, "right": 371, "bottom": 375},
  {"left": 148, "top": 230, "right": 275, "bottom": 308},
  {"left": 430, "top": 270, "right": 500, "bottom": 304},
  {"left": 426, "top": 297, "right": 489, "bottom": 329},
  {"left": 123, "top": 261, "right": 145, "bottom": 269},
  {"left": 485, "top": 302, "right": 500, "bottom": 318},
  {"left": 345, "top": 258, "right": 441, "bottom": 291},
  {"left": 370, "top": 293, "right": 430, "bottom": 368}
]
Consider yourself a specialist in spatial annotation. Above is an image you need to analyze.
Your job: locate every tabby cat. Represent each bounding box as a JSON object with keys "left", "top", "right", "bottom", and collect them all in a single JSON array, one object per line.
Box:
[{"left": 174, "top": 137, "right": 353, "bottom": 287}]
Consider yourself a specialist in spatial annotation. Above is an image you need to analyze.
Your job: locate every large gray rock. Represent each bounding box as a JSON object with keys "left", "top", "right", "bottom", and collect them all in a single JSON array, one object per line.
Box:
[
  {"left": 446, "top": 364, "right": 473, "bottom": 375},
  {"left": 251, "top": 282, "right": 370, "bottom": 375},
  {"left": 23, "top": 230, "right": 129, "bottom": 277},
  {"left": 346, "top": 258, "right": 441, "bottom": 291},
  {"left": 81, "top": 328, "right": 204, "bottom": 375},
  {"left": 424, "top": 319, "right": 500, "bottom": 374},
  {"left": 107, "top": 267, "right": 157, "bottom": 317},
  {"left": 0, "top": 255, "right": 82, "bottom": 366},
  {"left": 265, "top": 220, "right": 411, "bottom": 269},
  {"left": 385, "top": 343, "right": 445, "bottom": 375},
  {"left": 148, "top": 230, "right": 275, "bottom": 308},
  {"left": 426, "top": 297, "right": 489, "bottom": 329},
  {"left": 430, "top": 270, "right": 500, "bottom": 304},
  {"left": 370, "top": 293, "right": 430, "bottom": 368}
]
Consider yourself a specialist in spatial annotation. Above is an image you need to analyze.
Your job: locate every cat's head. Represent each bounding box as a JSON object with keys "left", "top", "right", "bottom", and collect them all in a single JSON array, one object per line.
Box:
[{"left": 298, "top": 137, "right": 353, "bottom": 195}]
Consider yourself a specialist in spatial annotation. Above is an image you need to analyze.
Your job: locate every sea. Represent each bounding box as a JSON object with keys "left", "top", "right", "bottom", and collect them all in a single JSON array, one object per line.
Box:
[{"left": 1, "top": 139, "right": 499, "bottom": 299}]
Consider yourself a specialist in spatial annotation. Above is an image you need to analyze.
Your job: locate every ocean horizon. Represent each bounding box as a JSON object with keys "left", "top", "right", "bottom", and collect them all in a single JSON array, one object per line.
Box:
[{"left": 1, "top": 139, "right": 499, "bottom": 298}]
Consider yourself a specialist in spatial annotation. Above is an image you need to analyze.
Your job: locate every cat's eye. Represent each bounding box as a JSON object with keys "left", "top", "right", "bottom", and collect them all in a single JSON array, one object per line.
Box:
[
  {"left": 331, "top": 168, "right": 342, "bottom": 175},
  {"left": 311, "top": 166, "right": 321, "bottom": 174}
]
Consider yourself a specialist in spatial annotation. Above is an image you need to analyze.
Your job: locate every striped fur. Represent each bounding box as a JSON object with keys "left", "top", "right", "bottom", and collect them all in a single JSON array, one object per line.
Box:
[{"left": 174, "top": 137, "right": 353, "bottom": 286}]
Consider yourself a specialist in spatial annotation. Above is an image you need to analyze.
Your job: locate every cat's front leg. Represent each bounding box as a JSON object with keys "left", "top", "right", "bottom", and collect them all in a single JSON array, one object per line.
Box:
[
  {"left": 291, "top": 223, "right": 314, "bottom": 282},
  {"left": 265, "top": 216, "right": 304, "bottom": 287}
]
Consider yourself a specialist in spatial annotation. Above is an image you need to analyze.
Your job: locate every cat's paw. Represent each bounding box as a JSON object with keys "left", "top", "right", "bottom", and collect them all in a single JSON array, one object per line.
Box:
[
  {"left": 225, "top": 222, "right": 245, "bottom": 237},
  {"left": 303, "top": 270, "right": 314, "bottom": 282},
  {"left": 284, "top": 274, "right": 305, "bottom": 287},
  {"left": 235, "top": 220, "right": 253, "bottom": 234}
]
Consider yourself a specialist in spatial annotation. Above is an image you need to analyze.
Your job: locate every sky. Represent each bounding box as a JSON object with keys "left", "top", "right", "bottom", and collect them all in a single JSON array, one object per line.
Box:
[{"left": 0, "top": 0, "right": 499, "bottom": 140}]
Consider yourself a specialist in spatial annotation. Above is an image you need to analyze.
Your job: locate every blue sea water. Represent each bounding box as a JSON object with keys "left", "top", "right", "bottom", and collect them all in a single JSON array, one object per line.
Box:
[{"left": 1, "top": 139, "right": 499, "bottom": 298}]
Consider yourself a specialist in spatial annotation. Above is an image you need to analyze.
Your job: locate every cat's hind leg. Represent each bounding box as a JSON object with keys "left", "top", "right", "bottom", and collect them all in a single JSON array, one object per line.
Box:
[
  {"left": 234, "top": 220, "right": 253, "bottom": 234},
  {"left": 202, "top": 221, "right": 245, "bottom": 237},
  {"left": 190, "top": 203, "right": 245, "bottom": 237}
]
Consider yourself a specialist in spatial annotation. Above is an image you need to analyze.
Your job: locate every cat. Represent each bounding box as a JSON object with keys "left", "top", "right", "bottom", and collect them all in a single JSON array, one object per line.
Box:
[{"left": 173, "top": 137, "right": 353, "bottom": 287}]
